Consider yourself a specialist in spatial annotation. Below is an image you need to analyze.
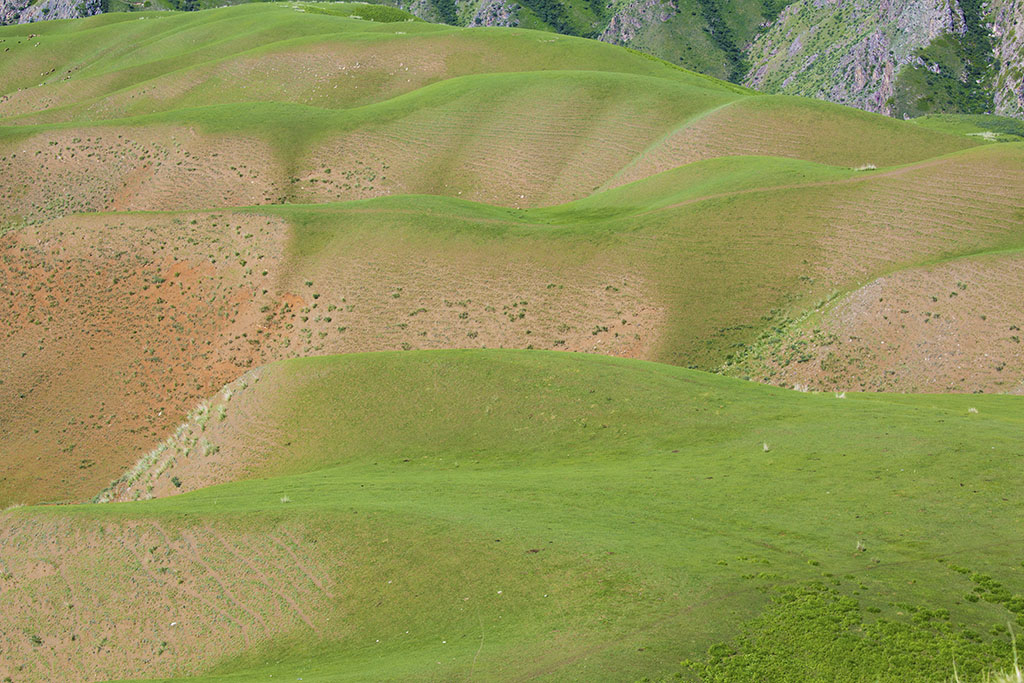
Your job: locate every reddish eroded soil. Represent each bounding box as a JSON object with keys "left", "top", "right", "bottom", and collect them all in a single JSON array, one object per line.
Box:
[
  {"left": 97, "top": 365, "right": 291, "bottom": 501},
  {"left": 0, "top": 207, "right": 665, "bottom": 506},
  {"left": 0, "top": 212, "right": 290, "bottom": 505},
  {"left": 0, "top": 513, "right": 335, "bottom": 682}
]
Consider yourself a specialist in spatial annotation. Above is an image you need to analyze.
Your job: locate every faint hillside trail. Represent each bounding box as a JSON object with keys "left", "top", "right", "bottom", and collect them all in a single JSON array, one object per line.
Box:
[
  {"left": 273, "top": 528, "right": 337, "bottom": 599},
  {"left": 206, "top": 525, "right": 319, "bottom": 632},
  {"left": 597, "top": 99, "right": 743, "bottom": 191}
]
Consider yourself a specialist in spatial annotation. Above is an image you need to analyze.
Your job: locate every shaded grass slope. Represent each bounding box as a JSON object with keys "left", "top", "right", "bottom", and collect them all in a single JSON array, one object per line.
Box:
[{"left": 2, "top": 350, "right": 1023, "bottom": 681}]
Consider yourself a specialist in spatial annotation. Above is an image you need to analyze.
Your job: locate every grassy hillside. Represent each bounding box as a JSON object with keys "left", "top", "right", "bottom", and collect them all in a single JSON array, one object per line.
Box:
[
  {"left": 0, "top": 8, "right": 736, "bottom": 126},
  {"left": 10, "top": 0, "right": 1019, "bottom": 122},
  {"left": 65, "top": 0, "right": 796, "bottom": 82},
  {"left": 3, "top": 350, "right": 1024, "bottom": 682},
  {"left": 3, "top": 6, "right": 1024, "bottom": 681},
  {"left": 2, "top": 3, "right": 1023, "bottom": 508},
  {"left": 5, "top": 142, "right": 1024, "bottom": 506},
  {"left": 911, "top": 113, "right": 1024, "bottom": 142}
]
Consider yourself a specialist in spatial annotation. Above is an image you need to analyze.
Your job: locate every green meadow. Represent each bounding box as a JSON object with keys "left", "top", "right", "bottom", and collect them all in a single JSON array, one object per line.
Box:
[
  {"left": 7, "top": 350, "right": 1019, "bottom": 681},
  {"left": 4, "top": 350, "right": 1019, "bottom": 679}
]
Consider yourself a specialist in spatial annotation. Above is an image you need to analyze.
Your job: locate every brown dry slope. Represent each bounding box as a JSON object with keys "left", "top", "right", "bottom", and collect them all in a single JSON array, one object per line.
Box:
[
  {"left": 0, "top": 211, "right": 290, "bottom": 503},
  {"left": 0, "top": 206, "right": 666, "bottom": 505},
  {"left": 724, "top": 144, "right": 1024, "bottom": 393}
]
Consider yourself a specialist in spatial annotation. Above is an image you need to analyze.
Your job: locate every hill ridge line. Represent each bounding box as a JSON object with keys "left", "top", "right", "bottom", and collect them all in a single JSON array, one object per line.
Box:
[
  {"left": 597, "top": 99, "right": 743, "bottom": 191},
  {"left": 0, "top": 66, "right": 736, "bottom": 129},
  {"left": 7, "top": 144, "right": 1007, "bottom": 232}
]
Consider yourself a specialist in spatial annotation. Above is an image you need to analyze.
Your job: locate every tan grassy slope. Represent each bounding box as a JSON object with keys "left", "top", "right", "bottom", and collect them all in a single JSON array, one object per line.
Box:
[
  {"left": 726, "top": 248, "right": 1024, "bottom": 394},
  {"left": 0, "top": 79, "right": 976, "bottom": 226},
  {"left": 0, "top": 513, "right": 339, "bottom": 682},
  {"left": 0, "top": 6, "right": 727, "bottom": 124},
  {"left": 2, "top": 145, "right": 1023, "bottom": 507},
  {"left": 722, "top": 143, "right": 1024, "bottom": 394}
]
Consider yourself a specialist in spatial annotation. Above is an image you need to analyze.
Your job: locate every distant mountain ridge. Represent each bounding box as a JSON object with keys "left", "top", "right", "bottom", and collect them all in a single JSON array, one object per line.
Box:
[
  {"left": 1, "top": 0, "right": 1020, "bottom": 119},
  {"left": 745, "top": 0, "right": 1024, "bottom": 119},
  {"left": 0, "top": 0, "right": 102, "bottom": 25}
]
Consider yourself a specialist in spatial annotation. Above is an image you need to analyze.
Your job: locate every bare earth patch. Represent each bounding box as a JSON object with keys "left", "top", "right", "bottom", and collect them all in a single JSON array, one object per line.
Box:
[
  {"left": 0, "top": 513, "right": 335, "bottom": 682},
  {"left": 728, "top": 252, "right": 1024, "bottom": 393}
]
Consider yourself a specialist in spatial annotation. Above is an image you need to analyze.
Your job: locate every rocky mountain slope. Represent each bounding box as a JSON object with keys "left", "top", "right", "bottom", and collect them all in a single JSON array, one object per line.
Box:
[
  {"left": 746, "top": 0, "right": 1023, "bottom": 119},
  {"left": 745, "top": 0, "right": 969, "bottom": 115},
  {"left": 382, "top": 0, "right": 787, "bottom": 82},
  {"left": 991, "top": 0, "right": 1024, "bottom": 117},
  {"left": 0, "top": 0, "right": 102, "bottom": 25}
]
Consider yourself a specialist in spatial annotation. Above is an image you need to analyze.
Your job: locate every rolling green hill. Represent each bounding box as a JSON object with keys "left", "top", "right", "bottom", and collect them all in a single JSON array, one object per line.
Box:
[
  {"left": 6, "top": 140, "right": 1024, "bottom": 506},
  {"left": 4, "top": 350, "right": 1024, "bottom": 682},
  {"left": 67, "top": 0, "right": 795, "bottom": 82},
  {"left": 7, "top": 0, "right": 1022, "bottom": 125},
  {"left": 2, "top": 5, "right": 1024, "bottom": 681}
]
